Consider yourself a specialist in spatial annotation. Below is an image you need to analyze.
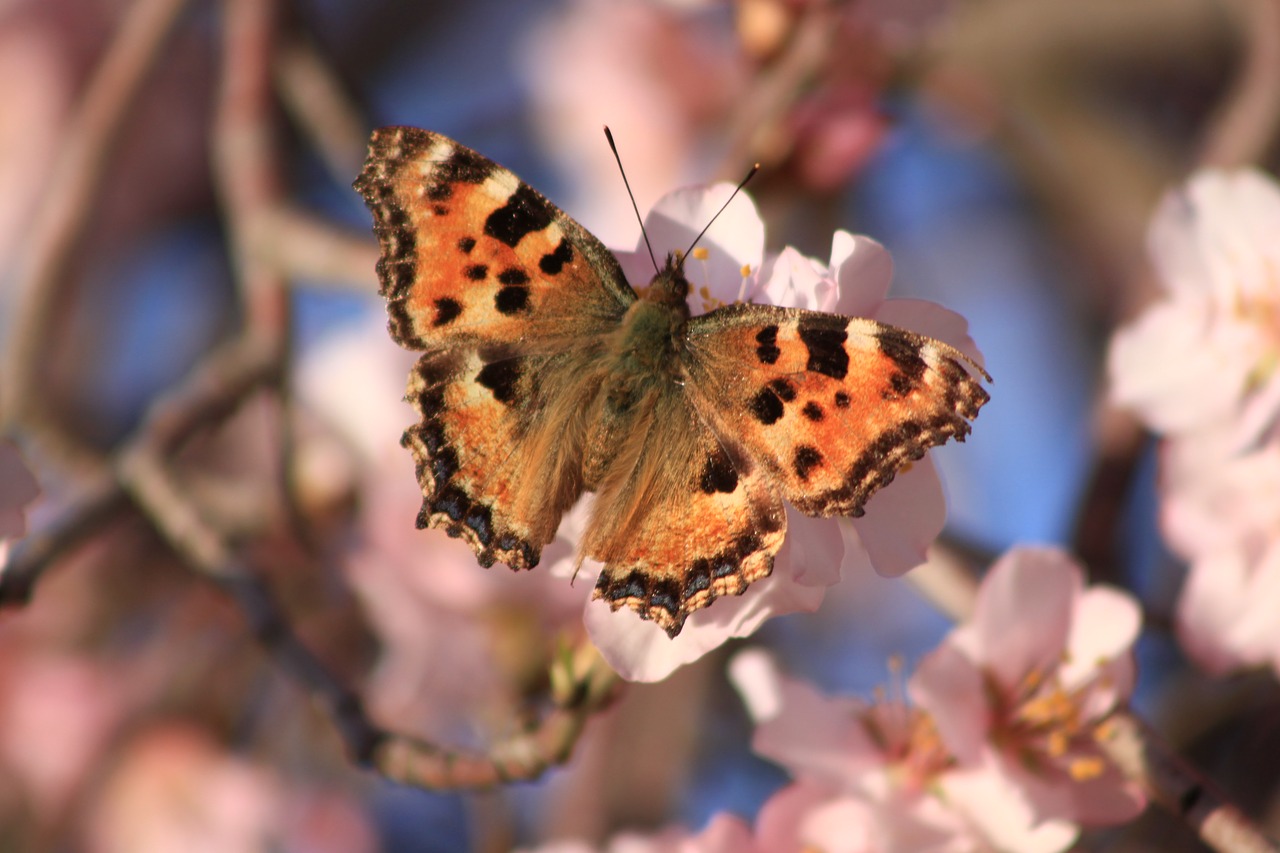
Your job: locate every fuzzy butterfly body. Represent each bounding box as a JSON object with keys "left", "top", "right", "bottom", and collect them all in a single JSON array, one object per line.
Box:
[{"left": 354, "top": 127, "right": 989, "bottom": 637}]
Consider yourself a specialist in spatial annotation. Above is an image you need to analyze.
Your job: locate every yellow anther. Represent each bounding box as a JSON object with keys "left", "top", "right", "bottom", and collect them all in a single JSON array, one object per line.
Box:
[
  {"left": 692, "top": 246, "right": 710, "bottom": 261},
  {"left": 1067, "top": 755, "right": 1106, "bottom": 781}
]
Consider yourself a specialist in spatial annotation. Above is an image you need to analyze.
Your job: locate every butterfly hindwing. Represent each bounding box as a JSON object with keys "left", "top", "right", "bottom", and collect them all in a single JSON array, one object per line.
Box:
[
  {"left": 683, "top": 303, "right": 989, "bottom": 518},
  {"left": 582, "top": 380, "right": 786, "bottom": 637}
]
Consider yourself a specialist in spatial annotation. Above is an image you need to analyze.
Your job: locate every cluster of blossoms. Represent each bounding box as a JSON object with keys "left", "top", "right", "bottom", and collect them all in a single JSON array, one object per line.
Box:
[
  {"left": 522, "top": 548, "right": 1145, "bottom": 853},
  {"left": 1109, "top": 168, "right": 1280, "bottom": 676}
]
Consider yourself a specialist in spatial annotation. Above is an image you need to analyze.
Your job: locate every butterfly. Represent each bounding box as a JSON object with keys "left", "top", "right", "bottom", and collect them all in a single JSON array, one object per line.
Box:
[{"left": 353, "top": 127, "right": 989, "bottom": 638}]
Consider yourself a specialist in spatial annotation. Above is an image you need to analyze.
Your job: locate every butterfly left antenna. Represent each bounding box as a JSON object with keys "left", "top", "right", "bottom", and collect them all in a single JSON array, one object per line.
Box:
[
  {"left": 604, "top": 126, "right": 660, "bottom": 275},
  {"left": 679, "top": 162, "right": 760, "bottom": 268}
]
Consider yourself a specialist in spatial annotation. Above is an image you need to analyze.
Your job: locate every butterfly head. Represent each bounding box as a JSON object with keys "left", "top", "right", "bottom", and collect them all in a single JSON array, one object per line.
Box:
[{"left": 640, "top": 251, "right": 692, "bottom": 311}]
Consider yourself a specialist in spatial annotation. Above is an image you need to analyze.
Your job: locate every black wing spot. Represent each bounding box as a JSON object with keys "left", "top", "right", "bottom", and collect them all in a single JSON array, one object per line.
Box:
[
  {"left": 801, "top": 401, "right": 825, "bottom": 421},
  {"left": 884, "top": 370, "right": 916, "bottom": 400},
  {"left": 433, "top": 297, "right": 463, "bottom": 326},
  {"left": 799, "top": 324, "right": 850, "bottom": 380},
  {"left": 430, "top": 485, "right": 469, "bottom": 522},
  {"left": 539, "top": 237, "right": 574, "bottom": 275},
  {"left": 436, "top": 146, "right": 494, "bottom": 186},
  {"left": 495, "top": 285, "right": 530, "bottom": 315},
  {"left": 465, "top": 263, "right": 488, "bottom": 281},
  {"left": 749, "top": 387, "right": 784, "bottom": 425},
  {"left": 648, "top": 581, "right": 682, "bottom": 617},
  {"left": 755, "top": 325, "right": 781, "bottom": 364},
  {"left": 793, "top": 445, "right": 824, "bottom": 481},
  {"left": 464, "top": 503, "right": 495, "bottom": 547},
  {"left": 476, "top": 360, "right": 521, "bottom": 404},
  {"left": 497, "top": 267, "right": 530, "bottom": 286},
  {"left": 485, "top": 184, "right": 554, "bottom": 248},
  {"left": 876, "top": 330, "right": 929, "bottom": 382},
  {"left": 768, "top": 378, "right": 797, "bottom": 402},
  {"left": 699, "top": 450, "right": 739, "bottom": 494},
  {"left": 834, "top": 391, "right": 851, "bottom": 409},
  {"left": 430, "top": 447, "right": 459, "bottom": 489},
  {"left": 457, "top": 236, "right": 476, "bottom": 254}
]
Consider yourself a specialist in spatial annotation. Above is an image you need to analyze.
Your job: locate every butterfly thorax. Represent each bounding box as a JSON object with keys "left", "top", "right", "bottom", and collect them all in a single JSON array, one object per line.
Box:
[{"left": 580, "top": 259, "right": 692, "bottom": 489}]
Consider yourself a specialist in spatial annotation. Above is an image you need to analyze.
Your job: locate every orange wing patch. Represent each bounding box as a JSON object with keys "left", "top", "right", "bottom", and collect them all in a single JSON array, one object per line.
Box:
[
  {"left": 685, "top": 305, "right": 989, "bottom": 518},
  {"left": 353, "top": 127, "right": 632, "bottom": 353}
]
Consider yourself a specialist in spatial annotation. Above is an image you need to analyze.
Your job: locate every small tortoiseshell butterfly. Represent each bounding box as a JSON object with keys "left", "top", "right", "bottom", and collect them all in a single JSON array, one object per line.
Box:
[{"left": 354, "top": 127, "right": 989, "bottom": 637}]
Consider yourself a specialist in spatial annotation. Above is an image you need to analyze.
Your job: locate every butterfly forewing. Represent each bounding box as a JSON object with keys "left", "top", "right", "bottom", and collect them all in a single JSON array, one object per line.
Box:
[
  {"left": 354, "top": 126, "right": 634, "bottom": 352},
  {"left": 683, "top": 303, "right": 989, "bottom": 518}
]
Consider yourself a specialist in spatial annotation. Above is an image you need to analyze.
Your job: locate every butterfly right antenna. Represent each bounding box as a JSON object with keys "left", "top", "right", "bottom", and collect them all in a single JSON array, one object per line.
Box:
[{"left": 678, "top": 162, "right": 760, "bottom": 270}]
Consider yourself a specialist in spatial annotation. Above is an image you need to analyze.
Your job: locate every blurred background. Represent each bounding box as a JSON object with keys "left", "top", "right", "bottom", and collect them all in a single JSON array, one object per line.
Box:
[{"left": 1, "top": 0, "right": 1278, "bottom": 850}]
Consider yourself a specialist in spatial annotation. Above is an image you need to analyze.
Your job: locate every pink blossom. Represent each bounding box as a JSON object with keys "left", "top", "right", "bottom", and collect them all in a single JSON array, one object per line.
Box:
[
  {"left": 1109, "top": 168, "right": 1280, "bottom": 447},
  {"left": 578, "top": 185, "right": 984, "bottom": 682},
  {"left": 82, "top": 723, "right": 377, "bottom": 853},
  {"left": 731, "top": 549, "right": 1146, "bottom": 851},
  {"left": 519, "top": 0, "right": 748, "bottom": 247},
  {"left": 1159, "top": 435, "right": 1280, "bottom": 675},
  {"left": 517, "top": 812, "right": 757, "bottom": 853},
  {"left": 0, "top": 652, "right": 127, "bottom": 821},
  {"left": 910, "top": 547, "right": 1146, "bottom": 843},
  {"left": 729, "top": 649, "right": 979, "bottom": 852}
]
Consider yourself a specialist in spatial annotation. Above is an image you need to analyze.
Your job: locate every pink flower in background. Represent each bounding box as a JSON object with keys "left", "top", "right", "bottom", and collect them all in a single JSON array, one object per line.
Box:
[
  {"left": 520, "top": 0, "right": 747, "bottom": 247},
  {"left": 82, "top": 723, "right": 376, "bottom": 853},
  {"left": 578, "top": 184, "right": 984, "bottom": 682},
  {"left": 730, "top": 649, "right": 978, "bottom": 852},
  {"left": 732, "top": 547, "right": 1145, "bottom": 853},
  {"left": 911, "top": 547, "right": 1146, "bottom": 847},
  {"left": 1108, "top": 168, "right": 1280, "bottom": 679},
  {"left": 518, "top": 812, "right": 757, "bottom": 853},
  {"left": 1109, "top": 168, "right": 1280, "bottom": 448},
  {"left": 1160, "top": 436, "right": 1280, "bottom": 675}
]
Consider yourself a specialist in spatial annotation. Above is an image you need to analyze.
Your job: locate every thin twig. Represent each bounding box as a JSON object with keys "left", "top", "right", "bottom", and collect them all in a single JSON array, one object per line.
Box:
[
  {"left": 373, "top": 642, "right": 622, "bottom": 789},
  {"left": 255, "top": 206, "right": 379, "bottom": 290},
  {"left": 0, "top": 480, "right": 129, "bottom": 607},
  {"left": 213, "top": 0, "right": 290, "bottom": 340},
  {"left": 719, "top": 2, "right": 839, "bottom": 179},
  {"left": 1097, "top": 711, "right": 1280, "bottom": 853},
  {"left": 273, "top": 32, "right": 369, "bottom": 185},
  {"left": 1198, "top": 0, "right": 1280, "bottom": 169},
  {"left": 1, "top": 0, "right": 190, "bottom": 467},
  {"left": 0, "top": 335, "right": 280, "bottom": 606}
]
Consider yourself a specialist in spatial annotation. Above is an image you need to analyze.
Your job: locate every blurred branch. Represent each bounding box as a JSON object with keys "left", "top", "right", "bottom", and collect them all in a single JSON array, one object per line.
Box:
[
  {"left": 374, "top": 641, "right": 623, "bottom": 789},
  {"left": 1098, "top": 711, "right": 1280, "bottom": 853},
  {"left": 274, "top": 32, "right": 370, "bottom": 185},
  {"left": 213, "top": 0, "right": 290, "bottom": 341},
  {"left": 719, "top": 1, "right": 838, "bottom": 179},
  {"left": 255, "top": 206, "right": 379, "bottom": 290},
  {"left": 1198, "top": 0, "right": 1280, "bottom": 168},
  {"left": 1, "top": 0, "right": 190, "bottom": 470},
  {"left": 0, "top": 480, "right": 129, "bottom": 607},
  {"left": 0, "top": 335, "right": 280, "bottom": 606}
]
